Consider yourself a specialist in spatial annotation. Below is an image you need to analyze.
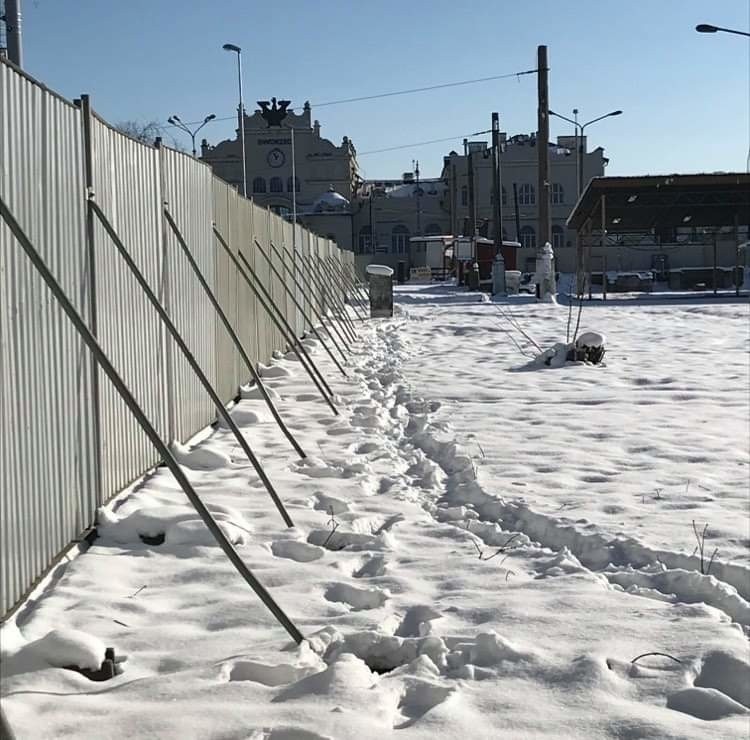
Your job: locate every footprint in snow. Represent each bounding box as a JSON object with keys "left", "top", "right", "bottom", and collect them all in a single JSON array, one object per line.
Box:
[
  {"left": 353, "top": 554, "right": 387, "bottom": 578},
  {"left": 393, "top": 679, "right": 455, "bottom": 730},
  {"left": 312, "top": 492, "right": 350, "bottom": 515},
  {"left": 324, "top": 582, "right": 388, "bottom": 610},
  {"left": 223, "top": 660, "right": 321, "bottom": 687},
  {"left": 247, "top": 729, "right": 333, "bottom": 740},
  {"left": 270, "top": 540, "right": 325, "bottom": 563}
]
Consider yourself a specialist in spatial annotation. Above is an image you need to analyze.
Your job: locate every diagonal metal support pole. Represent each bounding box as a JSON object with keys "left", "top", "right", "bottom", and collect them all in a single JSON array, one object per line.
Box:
[
  {"left": 329, "top": 256, "right": 369, "bottom": 318},
  {"left": 311, "top": 253, "right": 360, "bottom": 337},
  {"left": 0, "top": 193, "right": 303, "bottom": 644},
  {"left": 277, "top": 240, "right": 353, "bottom": 355},
  {"left": 303, "top": 252, "right": 359, "bottom": 339},
  {"left": 316, "top": 254, "right": 365, "bottom": 325},
  {"left": 213, "top": 226, "right": 338, "bottom": 415},
  {"left": 163, "top": 207, "right": 306, "bottom": 459},
  {"left": 343, "top": 260, "right": 371, "bottom": 304},
  {"left": 271, "top": 240, "right": 351, "bottom": 360},
  {"left": 255, "top": 239, "right": 348, "bottom": 377},
  {"left": 289, "top": 245, "right": 354, "bottom": 350},
  {"left": 88, "top": 199, "right": 294, "bottom": 528}
]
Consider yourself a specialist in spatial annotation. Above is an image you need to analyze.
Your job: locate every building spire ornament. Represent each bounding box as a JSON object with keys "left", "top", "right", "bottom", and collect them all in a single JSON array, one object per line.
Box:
[{"left": 256, "top": 97, "right": 291, "bottom": 127}]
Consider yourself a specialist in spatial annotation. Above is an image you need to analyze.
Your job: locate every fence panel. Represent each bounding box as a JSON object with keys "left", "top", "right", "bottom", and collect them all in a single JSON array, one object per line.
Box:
[
  {"left": 88, "top": 113, "right": 167, "bottom": 495},
  {"left": 0, "top": 63, "right": 96, "bottom": 614},
  {"left": 161, "top": 146, "right": 219, "bottom": 430},
  {"left": 212, "top": 177, "right": 241, "bottom": 399}
]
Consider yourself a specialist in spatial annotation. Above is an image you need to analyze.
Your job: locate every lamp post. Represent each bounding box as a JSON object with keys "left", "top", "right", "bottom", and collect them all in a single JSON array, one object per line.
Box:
[
  {"left": 549, "top": 109, "right": 622, "bottom": 196},
  {"left": 222, "top": 43, "right": 247, "bottom": 197},
  {"left": 167, "top": 114, "right": 216, "bottom": 157},
  {"left": 696, "top": 23, "right": 750, "bottom": 38}
]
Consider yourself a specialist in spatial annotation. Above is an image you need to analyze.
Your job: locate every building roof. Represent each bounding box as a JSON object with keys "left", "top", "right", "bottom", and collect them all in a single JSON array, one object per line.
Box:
[
  {"left": 312, "top": 186, "right": 350, "bottom": 212},
  {"left": 567, "top": 173, "right": 750, "bottom": 231}
]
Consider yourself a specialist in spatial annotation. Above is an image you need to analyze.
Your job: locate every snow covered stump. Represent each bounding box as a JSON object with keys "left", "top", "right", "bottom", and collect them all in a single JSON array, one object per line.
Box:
[
  {"left": 573, "top": 331, "right": 607, "bottom": 364},
  {"left": 535, "top": 242, "right": 557, "bottom": 303}
]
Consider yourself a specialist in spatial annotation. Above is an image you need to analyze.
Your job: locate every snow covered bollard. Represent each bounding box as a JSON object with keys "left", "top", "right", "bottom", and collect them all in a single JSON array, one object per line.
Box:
[{"left": 534, "top": 242, "right": 557, "bottom": 303}]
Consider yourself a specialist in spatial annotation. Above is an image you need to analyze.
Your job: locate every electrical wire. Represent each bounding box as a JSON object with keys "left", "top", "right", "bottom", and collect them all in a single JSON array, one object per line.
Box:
[
  {"left": 358, "top": 130, "right": 492, "bottom": 156},
  {"left": 170, "top": 68, "right": 538, "bottom": 127}
]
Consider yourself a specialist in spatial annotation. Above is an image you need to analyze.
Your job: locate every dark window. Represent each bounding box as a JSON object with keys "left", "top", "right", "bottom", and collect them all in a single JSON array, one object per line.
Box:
[
  {"left": 392, "top": 225, "right": 409, "bottom": 254},
  {"left": 270, "top": 176, "right": 283, "bottom": 193},
  {"left": 519, "top": 225, "right": 536, "bottom": 249},
  {"left": 461, "top": 186, "right": 468, "bottom": 206},
  {"left": 252, "top": 177, "right": 266, "bottom": 193},
  {"left": 518, "top": 184, "right": 535, "bottom": 206},
  {"left": 358, "top": 225, "right": 372, "bottom": 254},
  {"left": 287, "top": 176, "right": 300, "bottom": 193},
  {"left": 551, "top": 183, "right": 565, "bottom": 205},
  {"left": 551, "top": 225, "right": 564, "bottom": 249}
]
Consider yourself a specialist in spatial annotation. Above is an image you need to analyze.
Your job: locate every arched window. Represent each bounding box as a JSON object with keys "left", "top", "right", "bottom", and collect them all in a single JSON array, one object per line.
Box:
[
  {"left": 424, "top": 223, "right": 442, "bottom": 236},
  {"left": 551, "top": 183, "right": 565, "bottom": 205},
  {"left": 287, "top": 176, "right": 300, "bottom": 193},
  {"left": 392, "top": 225, "right": 409, "bottom": 254},
  {"left": 551, "top": 224, "right": 565, "bottom": 249},
  {"left": 502, "top": 186, "right": 508, "bottom": 206},
  {"left": 252, "top": 177, "right": 266, "bottom": 193},
  {"left": 358, "top": 225, "right": 372, "bottom": 254},
  {"left": 519, "top": 225, "right": 536, "bottom": 249},
  {"left": 270, "top": 176, "right": 283, "bottom": 193},
  {"left": 518, "top": 184, "right": 535, "bottom": 206},
  {"left": 461, "top": 186, "right": 468, "bottom": 206}
]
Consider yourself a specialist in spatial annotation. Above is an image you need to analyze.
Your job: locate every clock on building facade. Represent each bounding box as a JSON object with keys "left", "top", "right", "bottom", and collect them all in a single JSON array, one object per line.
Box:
[{"left": 267, "top": 148, "right": 286, "bottom": 167}]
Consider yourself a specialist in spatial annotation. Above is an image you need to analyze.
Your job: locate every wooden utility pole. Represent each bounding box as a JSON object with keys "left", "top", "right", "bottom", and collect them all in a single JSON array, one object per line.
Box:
[
  {"left": 537, "top": 45, "right": 550, "bottom": 251},
  {"left": 491, "top": 112, "right": 503, "bottom": 249},
  {"left": 467, "top": 149, "right": 476, "bottom": 237}
]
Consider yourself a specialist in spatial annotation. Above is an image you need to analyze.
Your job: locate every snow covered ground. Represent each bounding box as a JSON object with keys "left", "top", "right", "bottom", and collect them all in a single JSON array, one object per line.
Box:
[{"left": 2, "top": 285, "right": 749, "bottom": 739}]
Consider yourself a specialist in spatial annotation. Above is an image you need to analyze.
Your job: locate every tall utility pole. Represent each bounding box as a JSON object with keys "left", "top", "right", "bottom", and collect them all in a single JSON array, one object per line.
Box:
[
  {"left": 5, "top": 0, "right": 23, "bottom": 67},
  {"left": 450, "top": 162, "right": 457, "bottom": 236},
  {"left": 536, "top": 44, "right": 551, "bottom": 250},
  {"left": 467, "top": 145, "right": 476, "bottom": 237},
  {"left": 368, "top": 189, "right": 373, "bottom": 253},
  {"left": 415, "top": 160, "right": 422, "bottom": 235},
  {"left": 491, "top": 112, "right": 503, "bottom": 249}
]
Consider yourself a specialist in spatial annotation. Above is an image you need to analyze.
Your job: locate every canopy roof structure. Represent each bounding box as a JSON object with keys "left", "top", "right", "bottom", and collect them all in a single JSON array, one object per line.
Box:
[{"left": 567, "top": 173, "right": 750, "bottom": 232}]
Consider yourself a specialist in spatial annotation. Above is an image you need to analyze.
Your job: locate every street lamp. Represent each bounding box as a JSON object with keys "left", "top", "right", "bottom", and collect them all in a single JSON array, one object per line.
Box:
[
  {"left": 222, "top": 43, "right": 247, "bottom": 197},
  {"left": 167, "top": 113, "right": 216, "bottom": 157},
  {"left": 549, "top": 109, "right": 622, "bottom": 196},
  {"left": 696, "top": 23, "right": 750, "bottom": 37}
]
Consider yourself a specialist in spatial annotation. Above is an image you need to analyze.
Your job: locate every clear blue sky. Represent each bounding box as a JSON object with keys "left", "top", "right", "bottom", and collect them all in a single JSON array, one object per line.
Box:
[{"left": 19, "top": 0, "right": 750, "bottom": 179}]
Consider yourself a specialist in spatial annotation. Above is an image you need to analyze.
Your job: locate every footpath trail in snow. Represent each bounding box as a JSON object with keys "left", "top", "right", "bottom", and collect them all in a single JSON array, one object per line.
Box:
[{"left": 2, "top": 287, "right": 749, "bottom": 739}]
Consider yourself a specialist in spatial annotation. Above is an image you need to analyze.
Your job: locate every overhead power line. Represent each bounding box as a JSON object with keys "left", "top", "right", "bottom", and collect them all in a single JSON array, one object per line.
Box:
[
  {"left": 358, "top": 130, "right": 492, "bottom": 156},
  {"left": 171, "top": 67, "right": 539, "bottom": 128}
]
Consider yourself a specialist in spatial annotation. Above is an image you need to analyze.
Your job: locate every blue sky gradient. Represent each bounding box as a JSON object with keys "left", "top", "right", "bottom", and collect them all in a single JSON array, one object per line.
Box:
[{"left": 19, "top": 0, "right": 750, "bottom": 179}]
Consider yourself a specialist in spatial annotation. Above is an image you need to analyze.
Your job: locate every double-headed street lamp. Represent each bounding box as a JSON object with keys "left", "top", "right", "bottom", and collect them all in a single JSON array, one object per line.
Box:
[
  {"left": 222, "top": 43, "right": 248, "bottom": 198},
  {"left": 696, "top": 23, "right": 750, "bottom": 38},
  {"left": 167, "top": 113, "right": 216, "bottom": 157},
  {"left": 549, "top": 109, "right": 622, "bottom": 196}
]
